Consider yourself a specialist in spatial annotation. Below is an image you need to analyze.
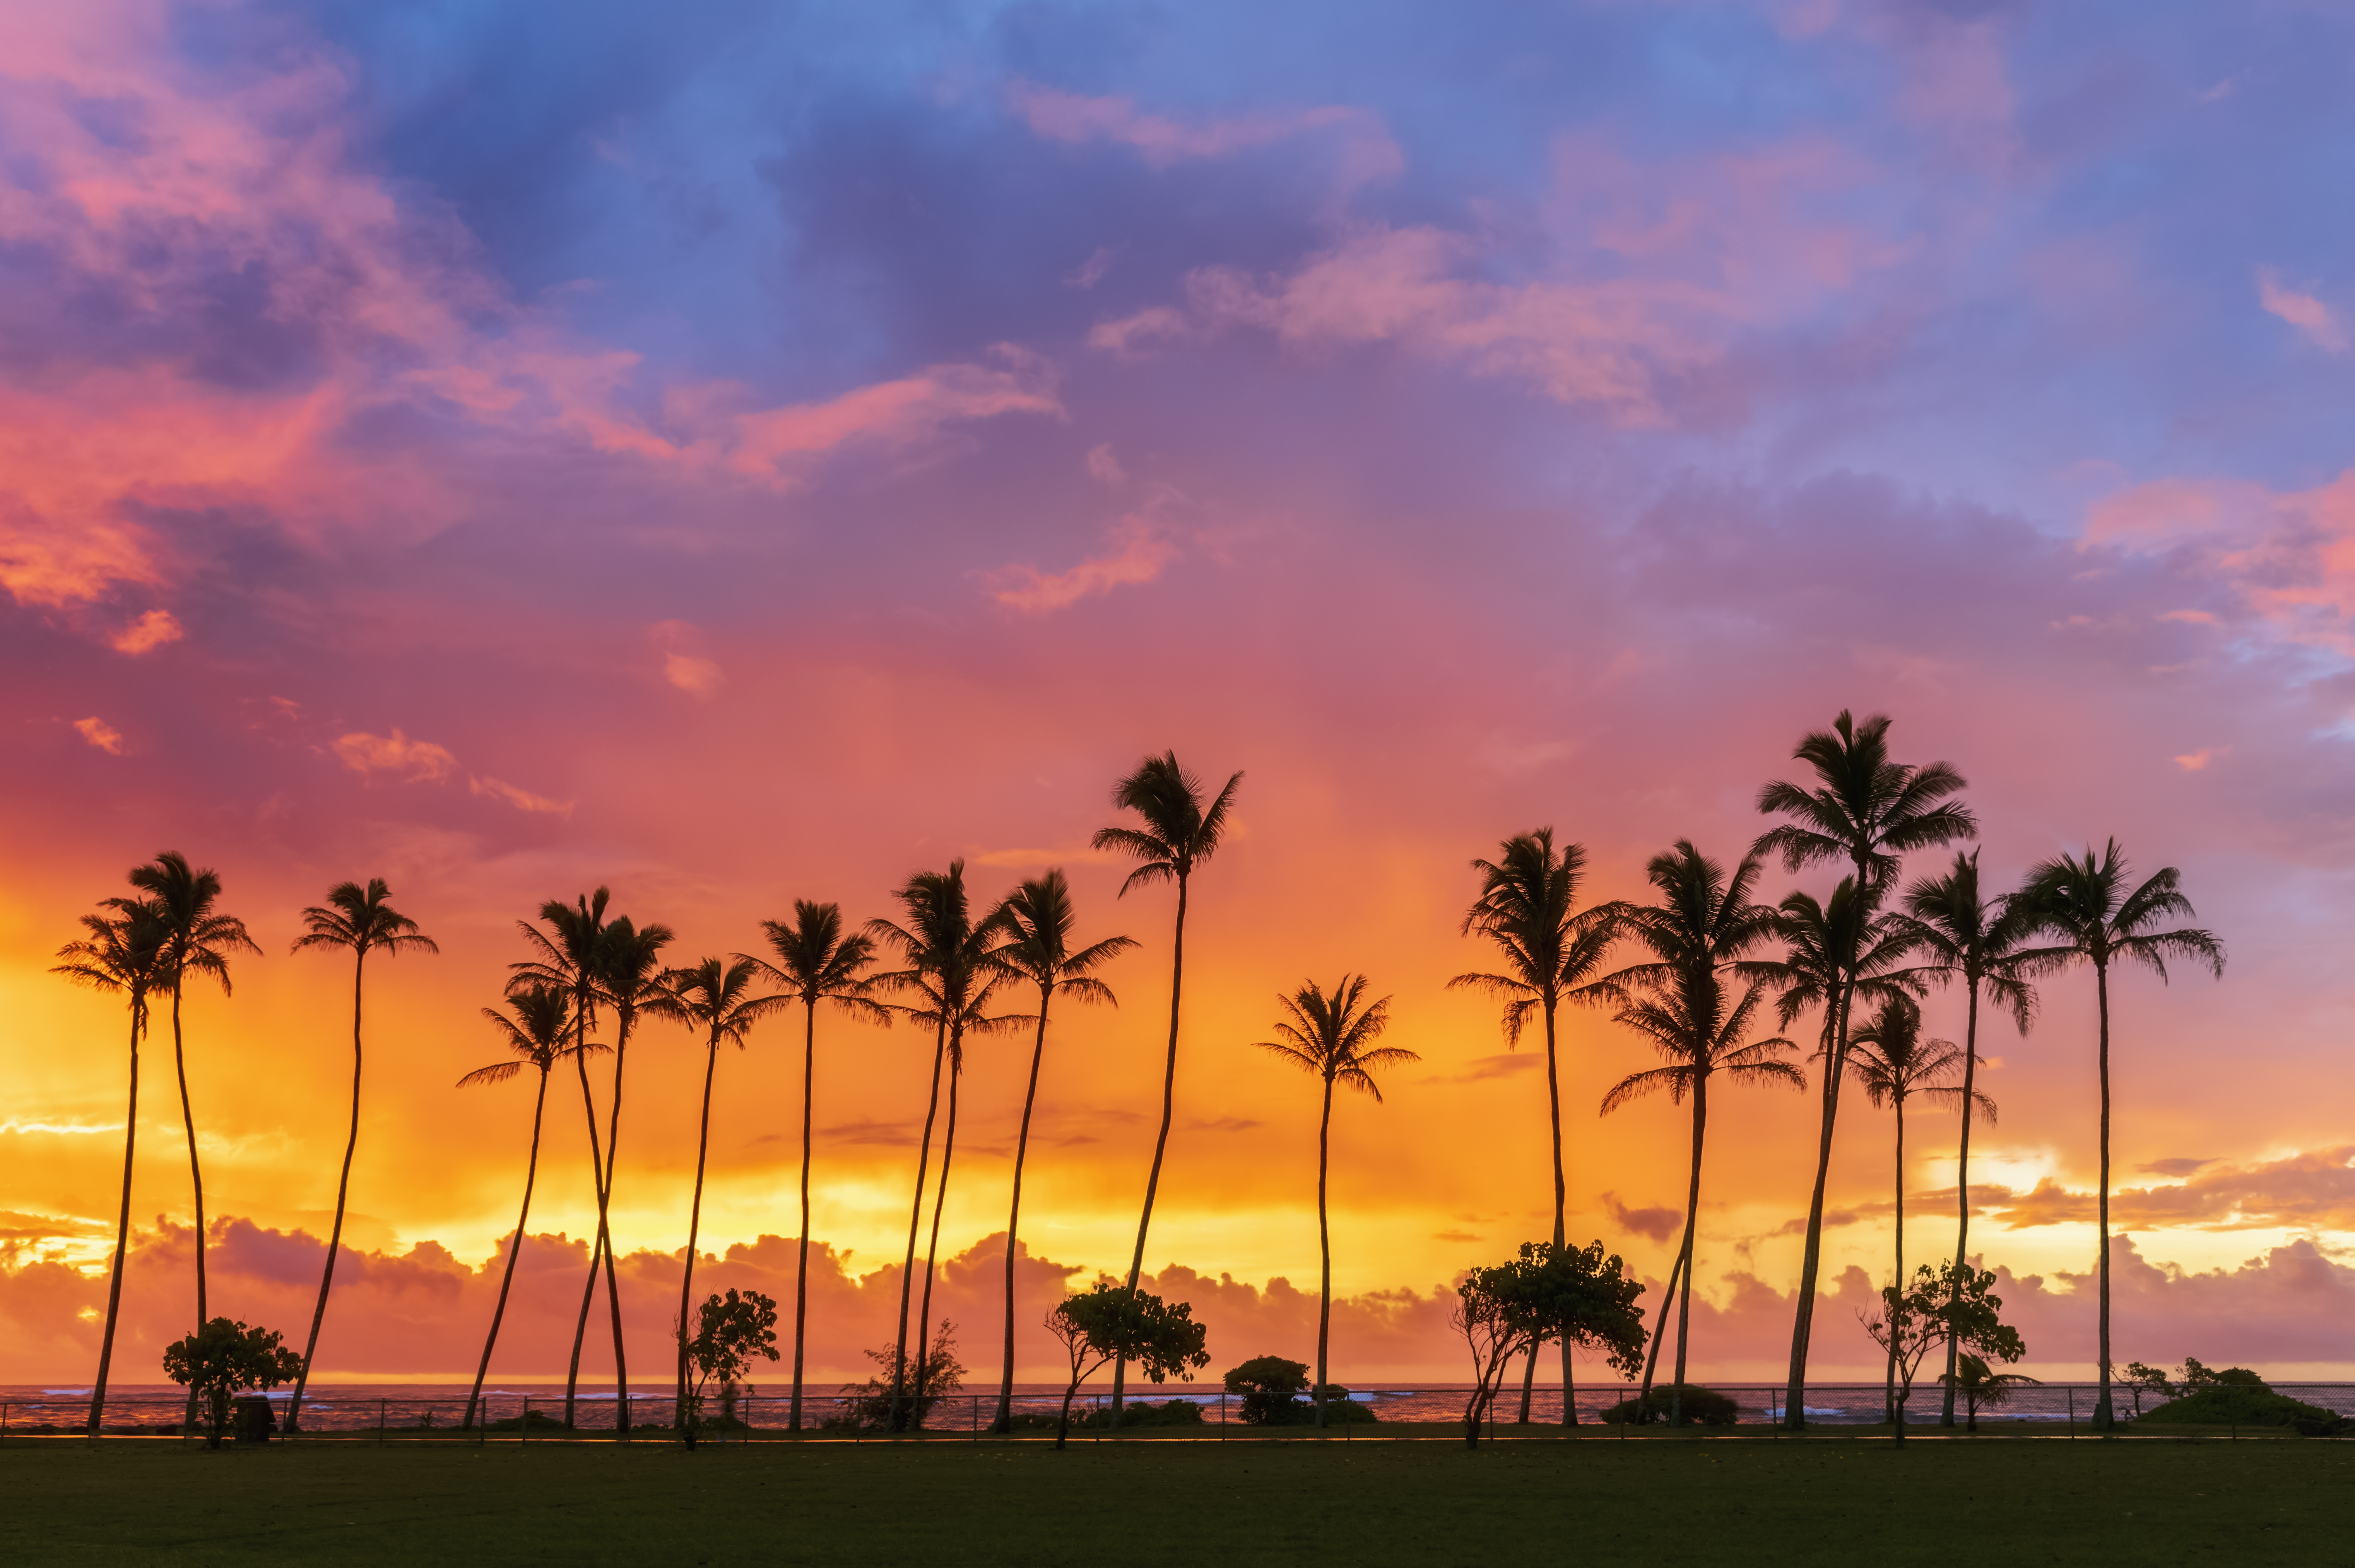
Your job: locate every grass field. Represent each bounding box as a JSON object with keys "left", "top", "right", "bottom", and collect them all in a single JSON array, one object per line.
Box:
[{"left": 1, "top": 1430, "right": 2346, "bottom": 1565}]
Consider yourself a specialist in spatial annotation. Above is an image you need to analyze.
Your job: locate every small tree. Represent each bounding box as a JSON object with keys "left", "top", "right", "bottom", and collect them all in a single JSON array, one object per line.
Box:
[
  {"left": 1865, "top": 1261, "right": 2023, "bottom": 1422},
  {"left": 836, "top": 1324, "right": 965, "bottom": 1431},
  {"left": 679, "top": 1288, "right": 780, "bottom": 1448},
  {"left": 1223, "top": 1356, "right": 1311, "bottom": 1425},
  {"left": 1452, "top": 1257, "right": 1544, "bottom": 1447},
  {"left": 1046, "top": 1282, "right": 1209, "bottom": 1448},
  {"left": 1453, "top": 1242, "right": 1647, "bottom": 1447},
  {"left": 162, "top": 1318, "right": 303, "bottom": 1448},
  {"left": 1941, "top": 1353, "right": 2040, "bottom": 1432}
]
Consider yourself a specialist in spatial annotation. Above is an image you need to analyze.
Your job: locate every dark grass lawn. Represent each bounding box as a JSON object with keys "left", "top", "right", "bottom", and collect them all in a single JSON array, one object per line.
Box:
[{"left": 1, "top": 1431, "right": 2347, "bottom": 1565}]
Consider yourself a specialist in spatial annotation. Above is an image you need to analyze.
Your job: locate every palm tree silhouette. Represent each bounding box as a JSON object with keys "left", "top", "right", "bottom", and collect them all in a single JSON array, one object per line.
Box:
[
  {"left": 1845, "top": 995, "right": 1992, "bottom": 1436},
  {"left": 985, "top": 870, "right": 1134, "bottom": 1433},
  {"left": 284, "top": 880, "right": 438, "bottom": 1432},
  {"left": 752, "top": 900, "right": 888, "bottom": 1432},
  {"left": 1449, "top": 828, "right": 1618, "bottom": 1423},
  {"left": 53, "top": 897, "right": 171, "bottom": 1441},
  {"left": 647, "top": 957, "right": 787, "bottom": 1429},
  {"left": 1599, "top": 842, "right": 1801, "bottom": 1427},
  {"left": 127, "top": 851, "right": 259, "bottom": 1429},
  {"left": 458, "top": 984, "right": 581, "bottom": 1430},
  {"left": 1255, "top": 975, "right": 1419, "bottom": 1429},
  {"left": 2016, "top": 839, "right": 2223, "bottom": 1429},
  {"left": 1091, "top": 750, "right": 1242, "bottom": 1418},
  {"left": 1897, "top": 850, "right": 2035, "bottom": 1425},
  {"left": 1753, "top": 714, "right": 1972, "bottom": 1429}
]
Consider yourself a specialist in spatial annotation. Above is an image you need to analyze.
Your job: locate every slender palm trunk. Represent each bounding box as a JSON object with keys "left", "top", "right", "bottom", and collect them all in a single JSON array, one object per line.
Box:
[
  {"left": 1940, "top": 977, "right": 1981, "bottom": 1427},
  {"left": 1314, "top": 1074, "right": 1335, "bottom": 1431},
  {"left": 1522, "top": 999, "right": 1569, "bottom": 1425},
  {"left": 792, "top": 999, "right": 817, "bottom": 1432},
  {"left": 562, "top": 1048, "right": 607, "bottom": 1427},
  {"left": 995, "top": 991, "right": 1052, "bottom": 1432},
  {"left": 600, "top": 1023, "right": 631, "bottom": 1429},
  {"left": 1637, "top": 1237, "right": 1686, "bottom": 1421},
  {"left": 913, "top": 1039, "right": 963, "bottom": 1425},
  {"left": 168, "top": 979, "right": 205, "bottom": 1431},
  {"left": 88, "top": 1001, "right": 143, "bottom": 1442},
  {"left": 1783, "top": 982, "right": 1851, "bottom": 1429},
  {"left": 889, "top": 1014, "right": 949, "bottom": 1430},
  {"left": 1668, "top": 1078, "right": 1707, "bottom": 1427},
  {"left": 1113, "top": 870, "right": 1189, "bottom": 1420},
  {"left": 466, "top": 1067, "right": 548, "bottom": 1430},
  {"left": 290, "top": 951, "right": 367, "bottom": 1431},
  {"left": 676, "top": 1033, "right": 721, "bottom": 1429},
  {"left": 2094, "top": 960, "right": 2114, "bottom": 1429},
  {"left": 1887, "top": 1094, "right": 1905, "bottom": 1436}
]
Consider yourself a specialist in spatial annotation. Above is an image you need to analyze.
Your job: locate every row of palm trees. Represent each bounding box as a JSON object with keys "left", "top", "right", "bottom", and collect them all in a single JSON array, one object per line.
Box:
[{"left": 51, "top": 722, "right": 2220, "bottom": 1438}]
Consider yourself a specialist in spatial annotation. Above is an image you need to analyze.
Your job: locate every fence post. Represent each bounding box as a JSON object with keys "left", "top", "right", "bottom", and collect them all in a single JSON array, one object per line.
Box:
[
  {"left": 522, "top": 1397, "right": 529, "bottom": 1446},
  {"left": 2067, "top": 1386, "right": 2075, "bottom": 1440},
  {"left": 379, "top": 1398, "right": 386, "bottom": 1447}
]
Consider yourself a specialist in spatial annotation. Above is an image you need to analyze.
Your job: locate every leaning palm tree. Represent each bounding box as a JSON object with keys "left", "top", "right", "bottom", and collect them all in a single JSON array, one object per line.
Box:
[
  {"left": 1255, "top": 975, "right": 1420, "bottom": 1430},
  {"left": 985, "top": 871, "right": 1135, "bottom": 1432},
  {"left": 1897, "top": 850, "right": 2035, "bottom": 1425},
  {"left": 284, "top": 880, "right": 438, "bottom": 1432},
  {"left": 1753, "top": 713, "right": 1974, "bottom": 1429},
  {"left": 127, "top": 851, "right": 259, "bottom": 1428},
  {"left": 1449, "top": 827, "right": 1619, "bottom": 1423},
  {"left": 1091, "top": 750, "right": 1242, "bottom": 1416},
  {"left": 1599, "top": 842, "right": 1801, "bottom": 1427},
  {"left": 53, "top": 898, "right": 172, "bottom": 1442},
  {"left": 646, "top": 957, "right": 787, "bottom": 1429},
  {"left": 752, "top": 900, "right": 889, "bottom": 1432},
  {"left": 1845, "top": 995, "right": 1991, "bottom": 1437},
  {"left": 2016, "top": 840, "right": 2223, "bottom": 1430},
  {"left": 458, "top": 984, "right": 579, "bottom": 1430}
]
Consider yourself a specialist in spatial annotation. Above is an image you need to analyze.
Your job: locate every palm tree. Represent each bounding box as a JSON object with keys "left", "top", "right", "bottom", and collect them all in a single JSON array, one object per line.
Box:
[
  {"left": 568, "top": 916, "right": 674, "bottom": 1431},
  {"left": 2016, "top": 840, "right": 2223, "bottom": 1429},
  {"left": 1753, "top": 713, "right": 1973, "bottom": 1428},
  {"left": 1897, "top": 851, "right": 2035, "bottom": 1425},
  {"left": 1449, "top": 827, "right": 1618, "bottom": 1423},
  {"left": 1599, "top": 842, "right": 1801, "bottom": 1428},
  {"left": 1845, "top": 996, "right": 1991, "bottom": 1436},
  {"left": 752, "top": 900, "right": 888, "bottom": 1432},
  {"left": 53, "top": 897, "right": 172, "bottom": 1441},
  {"left": 457, "top": 984, "right": 579, "bottom": 1430},
  {"left": 1255, "top": 975, "right": 1420, "bottom": 1429},
  {"left": 1091, "top": 749, "right": 1242, "bottom": 1417},
  {"left": 127, "top": 851, "right": 259, "bottom": 1428},
  {"left": 647, "top": 957, "right": 787, "bottom": 1429},
  {"left": 986, "top": 871, "right": 1135, "bottom": 1432},
  {"left": 284, "top": 880, "right": 438, "bottom": 1432}
]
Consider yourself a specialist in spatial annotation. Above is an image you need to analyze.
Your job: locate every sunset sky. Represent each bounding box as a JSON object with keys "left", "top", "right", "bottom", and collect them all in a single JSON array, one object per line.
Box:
[{"left": 3, "top": 0, "right": 2352, "bottom": 1389}]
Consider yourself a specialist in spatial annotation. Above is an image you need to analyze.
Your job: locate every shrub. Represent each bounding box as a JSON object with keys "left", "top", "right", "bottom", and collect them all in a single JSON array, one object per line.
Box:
[
  {"left": 2136, "top": 1385, "right": 2344, "bottom": 1435},
  {"left": 1076, "top": 1399, "right": 1207, "bottom": 1429},
  {"left": 1224, "top": 1356, "right": 1311, "bottom": 1426},
  {"left": 1598, "top": 1384, "right": 1741, "bottom": 1427}
]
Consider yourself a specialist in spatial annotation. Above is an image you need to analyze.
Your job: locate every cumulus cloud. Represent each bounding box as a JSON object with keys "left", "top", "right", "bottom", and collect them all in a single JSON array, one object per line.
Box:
[
  {"left": 108, "top": 610, "right": 182, "bottom": 654},
  {"left": 332, "top": 729, "right": 458, "bottom": 782},
  {"left": 71, "top": 717, "right": 124, "bottom": 755},
  {"left": 1977, "top": 1147, "right": 2355, "bottom": 1233}
]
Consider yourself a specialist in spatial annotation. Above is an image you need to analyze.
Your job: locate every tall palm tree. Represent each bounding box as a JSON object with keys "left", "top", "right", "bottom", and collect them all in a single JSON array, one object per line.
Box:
[
  {"left": 564, "top": 916, "right": 673, "bottom": 1431},
  {"left": 127, "top": 851, "right": 258, "bottom": 1428},
  {"left": 1845, "top": 996, "right": 1991, "bottom": 1437},
  {"left": 1449, "top": 827, "right": 1618, "bottom": 1423},
  {"left": 1255, "top": 975, "right": 1420, "bottom": 1429},
  {"left": 1897, "top": 851, "right": 2035, "bottom": 1425},
  {"left": 2016, "top": 840, "right": 2223, "bottom": 1429},
  {"left": 1091, "top": 750, "right": 1242, "bottom": 1416},
  {"left": 753, "top": 900, "right": 888, "bottom": 1432},
  {"left": 647, "top": 957, "right": 786, "bottom": 1428},
  {"left": 1753, "top": 713, "right": 1973, "bottom": 1429},
  {"left": 1599, "top": 842, "right": 1801, "bottom": 1427},
  {"left": 985, "top": 870, "right": 1135, "bottom": 1432},
  {"left": 284, "top": 880, "right": 438, "bottom": 1432},
  {"left": 458, "top": 984, "right": 579, "bottom": 1430},
  {"left": 53, "top": 897, "right": 172, "bottom": 1442}
]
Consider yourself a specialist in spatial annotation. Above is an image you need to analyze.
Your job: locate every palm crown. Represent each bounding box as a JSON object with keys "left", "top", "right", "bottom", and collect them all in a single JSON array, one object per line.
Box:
[
  {"left": 869, "top": 863, "right": 1018, "bottom": 1060},
  {"left": 1091, "top": 751, "right": 1243, "bottom": 895},
  {"left": 2016, "top": 840, "right": 2226, "bottom": 982},
  {"left": 757, "top": 900, "right": 889, "bottom": 1021},
  {"left": 1762, "top": 879, "right": 1924, "bottom": 1035},
  {"left": 1898, "top": 851, "right": 2036, "bottom": 1031},
  {"left": 1450, "top": 828, "right": 1618, "bottom": 1042},
  {"left": 510, "top": 888, "right": 612, "bottom": 1025},
  {"left": 991, "top": 869, "right": 1136, "bottom": 1013},
  {"left": 648, "top": 957, "right": 787, "bottom": 1047},
  {"left": 291, "top": 879, "right": 439, "bottom": 963},
  {"left": 128, "top": 851, "right": 260, "bottom": 992},
  {"left": 1255, "top": 975, "right": 1420, "bottom": 1099},
  {"left": 1845, "top": 997, "right": 1994, "bottom": 1122},
  {"left": 55, "top": 900, "right": 174, "bottom": 1022},
  {"left": 460, "top": 986, "right": 580, "bottom": 1086},
  {"left": 1754, "top": 711, "right": 1976, "bottom": 899}
]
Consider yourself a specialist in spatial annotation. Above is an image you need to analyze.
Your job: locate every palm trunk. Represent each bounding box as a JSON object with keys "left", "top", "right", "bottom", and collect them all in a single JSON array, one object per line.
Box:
[
  {"left": 1315, "top": 1073, "right": 1334, "bottom": 1431},
  {"left": 1887, "top": 1093, "right": 1904, "bottom": 1437},
  {"left": 88, "top": 999, "right": 143, "bottom": 1442},
  {"left": 2094, "top": 960, "right": 2114, "bottom": 1429},
  {"left": 466, "top": 1066, "right": 548, "bottom": 1430},
  {"left": 562, "top": 1047, "right": 608, "bottom": 1427},
  {"left": 1525, "top": 998, "right": 1568, "bottom": 1425},
  {"left": 995, "top": 988, "right": 1052, "bottom": 1433},
  {"left": 1782, "top": 980, "right": 1851, "bottom": 1428},
  {"left": 1114, "top": 869, "right": 1189, "bottom": 1421},
  {"left": 290, "top": 950, "right": 367, "bottom": 1431},
  {"left": 1668, "top": 1077, "right": 1707, "bottom": 1427},
  {"left": 1940, "top": 976, "right": 1980, "bottom": 1427},
  {"left": 600, "top": 1020, "right": 632, "bottom": 1430},
  {"left": 1637, "top": 1238, "right": 1685, "bottom": 1422},
  {"left": 792, "top": 998, "right": 817, "bottom": 1432},
  {"left": 676, "top": 1032, "right": 721, "bottom": 1431},
  {"left": 169, "top": 977, "right": 205, "bottom": 1432},
  {"left": 913, "top": 1037, "right": 963, "bottom": 1428},
  {"left": 889, "top": 1013, "right": 949, "bottom": 1430}
]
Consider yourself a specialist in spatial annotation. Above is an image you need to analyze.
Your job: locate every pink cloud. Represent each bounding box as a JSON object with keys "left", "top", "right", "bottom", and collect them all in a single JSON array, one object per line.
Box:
[
  {"left": 72, "top": 717, "right": 125, "bottom": 755},
  {"left": 332, "top": 729, "right": 458, "bottom": 783},
  {"left": 1008, "top": 81, "right": 1402, "bottom": 186},
  {"left": 109, "top": 610, "right": 182, "bottom": 655},
  {"left": 2088, "top": 469, "right": 2355, "bottom": 654},
  {"left": 468, "top": 776, "right": 573, "bottom": 817},
  {"left": 2258, "top": 266, "right": 2347, "bottom": 352},
  {"left": 985, "top": 517, "right": 1176, "bottom": 612}
]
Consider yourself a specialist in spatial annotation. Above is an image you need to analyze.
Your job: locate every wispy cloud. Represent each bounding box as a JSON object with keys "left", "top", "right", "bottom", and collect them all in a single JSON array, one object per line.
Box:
[
  {"left": 71, "top": 717, "right": 124, "bottom": 755},
  {"left": 985, "top": 517, "right": 1175, "bottom": 612},
  {"left": 469, "top": 775, "right": 573, "bottom": 817},
  {"left": 2258, "top": 266, "right": 2346, "bottom": 352},
  {"left": 333, "top": 729, "right": 458, "bottom": 783}
]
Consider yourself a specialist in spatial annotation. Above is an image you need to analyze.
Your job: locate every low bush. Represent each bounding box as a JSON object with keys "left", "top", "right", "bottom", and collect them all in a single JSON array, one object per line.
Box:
[
  {"left": 1076, "top": 1399, "right": 1206, "bottom": 1429},
  {"left": 1598, "top": 1384, "right": 1741, "bottom": 1427},
  {"left": 2135, "top": 1386, "right": 2345, "bottom": 1436}
]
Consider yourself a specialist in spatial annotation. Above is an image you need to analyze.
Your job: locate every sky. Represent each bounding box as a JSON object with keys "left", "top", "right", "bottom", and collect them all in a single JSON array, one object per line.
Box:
[{"left": 3, "top": 0, "right": 2353, "bottom": 1389}]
